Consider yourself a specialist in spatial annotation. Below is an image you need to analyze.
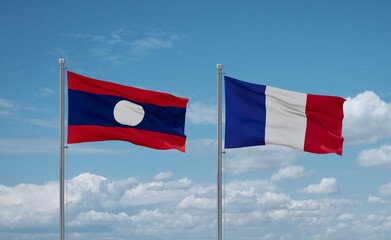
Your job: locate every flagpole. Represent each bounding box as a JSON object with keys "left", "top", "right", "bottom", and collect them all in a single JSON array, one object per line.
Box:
[
  {"left": 59, "top": 58, "right": 65, "bottom": 240},
  {"left": 217, "top": 63, "right": 223, "bottom": 240}
]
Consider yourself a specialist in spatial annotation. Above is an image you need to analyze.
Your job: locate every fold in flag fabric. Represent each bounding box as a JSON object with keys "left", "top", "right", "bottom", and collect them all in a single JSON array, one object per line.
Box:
[
  {"left": 225, "top": 76, "right": 346, "bottom": 155},
  {"left": 67, "top": 71, "right": 188, "bottom": 152}
]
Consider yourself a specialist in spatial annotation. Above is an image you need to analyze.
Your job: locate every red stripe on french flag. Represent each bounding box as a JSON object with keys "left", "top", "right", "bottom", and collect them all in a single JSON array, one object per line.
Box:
[
  {"left": 265, "top": 86, "right": 345, "bottom": 155},
  {"left": 304, "top": 94, "right": 346, "bottom": 155}
]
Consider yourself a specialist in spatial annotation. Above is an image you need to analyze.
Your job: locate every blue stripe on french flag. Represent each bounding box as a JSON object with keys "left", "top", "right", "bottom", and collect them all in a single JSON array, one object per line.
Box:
[{"left": 224, "top": 76, "right": 345, "bottom": 155}]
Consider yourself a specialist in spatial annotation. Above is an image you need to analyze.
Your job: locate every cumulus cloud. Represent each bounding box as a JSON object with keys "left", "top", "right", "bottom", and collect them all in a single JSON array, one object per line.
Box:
[
  {"left": 379, "top": 182, "right": 391, "bottom": 198},
  {"left": 119, "top": 177, "right": 194, "bottom": 207},
  {"left": 0, "top": 137, "right": 123, "bottom": 155},
  {"left": 0, "top": 98, "right": 19, "bottom": 117},
  {"left": 226, "top": 179, "right": 277, "bottom": 195},
  {"left": 270, "top": 165, "right": 313, "bottom": 182},
  {"left": 337, "top": 213, "right": 355, "bottom": 221},
  {"left": 257, "top": 192, "right": 291, "bottom": 209},
  {"left": 187, "top": 101, "right": 217, "bottom": 125},
  {"left": 343, "top": 91, "right": 391, "bottom": 144},
  {"left": 0, "top": 137, "right": 58, "bottom": 155},
  {"left": 0, "top": 172, "right": 214, "bottom": 239},
  {"left": 368, "top": 196, "right": 387, "bottom": 204},
  {"left": 33, "top": 87, "right": 55, "bottom": 97},
  {"left": 0, "top": 98, "right": 16, "bottom": 109},
  {"left": 223, "top": 180, "right": 281, "bottom": 213},
  {"left": 153, "top": 171, "right": 175, "bottom": 181},
  {"left": 0, "top": 181, "right": 58, "bottom": 228},
  {"left": 186, "top": 138, "right": 216, "bottom": 154},
  {"left": 179, "top": 195, "right": 215, "bottom": 210},
  {"left": 68, "top": 28, "right": 186, "bottom": 64},
  {"left": 0, "top": 98, "right": 58, "bottom": 129},
  {"left": 285, "top": 198, "right": 352, "bottom": 221},
  {"left": 365, "top": 183, "right": 391, "bottom": 204},
  {"left": 2, "top": 172, "right": 391, "bottom": 240},
  {"left": 356, "top": 144, "right": 391, "bottom": 169},
  {"left": 225, "top": 145, "right": 300, "bottom": 174},
  {"left": 68, "top": 144, "right": 127, "bottom": 155},
  {"left": 300, "top": 178, "right": 338, "bottom": 194},
  {"left": 69, "top": 210, "right": 129, "bottom": 228},
  {"left": 24, "top": 118, "right": 58, "bottom": 128}
]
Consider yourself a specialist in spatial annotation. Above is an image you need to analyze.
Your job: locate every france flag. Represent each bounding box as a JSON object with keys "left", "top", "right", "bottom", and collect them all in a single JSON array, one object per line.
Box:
[{"left": 224, "top": 76, "right": 345, "bottom": 155}]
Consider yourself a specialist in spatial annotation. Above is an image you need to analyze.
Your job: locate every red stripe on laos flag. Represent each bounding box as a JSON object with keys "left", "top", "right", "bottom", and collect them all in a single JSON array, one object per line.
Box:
[{"left": 68, "top": 125, "right": 186, "bottom": 152}]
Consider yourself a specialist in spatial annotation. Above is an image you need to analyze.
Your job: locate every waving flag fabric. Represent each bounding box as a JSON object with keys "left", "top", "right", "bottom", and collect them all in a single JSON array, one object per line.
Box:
[
  {"left": 67, "top": 71, "right": 188, "bottom": 152},
  {"left": 225, "top": 76, "right": 345, "bottom": 155}
]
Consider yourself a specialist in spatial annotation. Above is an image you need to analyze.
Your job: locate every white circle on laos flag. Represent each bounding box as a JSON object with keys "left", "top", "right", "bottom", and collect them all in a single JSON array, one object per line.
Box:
[{"left": 113, "top": 100, "right": 145, "bottom": 126}]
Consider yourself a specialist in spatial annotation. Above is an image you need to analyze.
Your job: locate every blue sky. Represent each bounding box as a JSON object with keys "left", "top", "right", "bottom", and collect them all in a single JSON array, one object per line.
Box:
[{"left": 1, "top": 0, "right": 391, "bottom": 239}]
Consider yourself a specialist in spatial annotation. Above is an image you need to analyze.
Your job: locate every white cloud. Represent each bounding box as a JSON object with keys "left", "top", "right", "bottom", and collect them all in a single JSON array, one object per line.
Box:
[
  {"left": 179, "top": 195, "right": 215, "bottom": 210},
  {"left": 67, "top": 144, "right": 127, "bottom": 154},
  {"left": 300, "top": 178, "right": 338, "bottom": 194},
  {"left": 226, "top": 179, "right": 277, "bottom": 195},
  {"left": 0, "top": 137, "right": 58, "bottom": 155},
  {"left": 285, "top": 198, "right": 352, "bottom": 221},
  {"left": 0, "top": 181, "right": 58, "bottom": 228},
  {"left": 337, "top": 213, "right": 355, "bottom": 221},
  {"left": 153, "top": 171, "right": 175, "bottom": 181},
  {"left": 223, "top": 180, "right": 278, "bottom": 213},
  {"left": 0, "top": 98, "right": 19, "bottom": 117},
  {"left": 66, "top": 173, "right": 108, "bottom": 204},
  {"left": 34, "top": 87, "right": 55, "bottom": 97},
  {"left": 379, "top": 182, "right": 391, "bottom": 198},
  {"left": 0, "top": 172, "right": 215, "bottom": 238},
  {"left": 270, "top": 165, "right": 313, "bottom": 182},
  {"left": 131, "top": 37, "right": 173, "bottom": 53},
  {"left": 343, "top": 91, "right": 391, "bottom": 144},
  {"left": 0, "top": 98, "right": 16, "bottom": 109},
  {"left": 42, "top": 87, "right": 54, "bottom": 95},
  {"left": 257, "top": 192, "right": 291, "bottom": 209},
  {"left": 2, "top": 172, "right": 391, "bottom": 240},
  {"left": 225, "top": 145, "right": 300, "bottom": 174},
  {"left": 24, "top": 118, "right": 58, "bottom": 128},
  {"left": 187, "top": 101, "right": 217, "bottom": 125},
  {"left": 69, "top": 210, "right": 130, "bottom": 228},
  {"left": 0, "top": 137, "right": 122, "bottom": 155},
  {"left": 68, "top": 28, "right": 186, "bottom": 64},
  {"left": 357, "top": 144, "right": 391, "bottom": 169},
  {"left": 268, "top": 209, "right": 288, "bottom": 220},
  {"left": 368, "top": 196, "right": 387, "bottom": 204},
  {"left": 0, "top": 110, "right": 14, "bottom": 117},
  {"left": 0, "top": 98, "right": 57, "bottom": 129},
  {"left": 119, "top": 177, "right": 194, "bottom": 207},
  {"left": 186, "top": 138, "right": 216, "bottom": 154}
]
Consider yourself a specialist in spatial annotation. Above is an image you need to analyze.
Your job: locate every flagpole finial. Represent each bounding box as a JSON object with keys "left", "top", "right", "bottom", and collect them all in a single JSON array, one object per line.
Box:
[
  {"left": 217, "top": 63, "right": 223, "bottom": 71},
  {"left": 59, "top": 58, "right": 65, "bottom": 65}
]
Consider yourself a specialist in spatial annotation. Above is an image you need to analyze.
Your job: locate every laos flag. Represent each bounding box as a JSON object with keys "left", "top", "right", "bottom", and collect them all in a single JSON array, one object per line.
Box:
[
  {"left": 225, "top": 76, "right": 345, "bottom": 156},
  {"left": 67, "top": 71, "right": 188, "bottom": 152}
]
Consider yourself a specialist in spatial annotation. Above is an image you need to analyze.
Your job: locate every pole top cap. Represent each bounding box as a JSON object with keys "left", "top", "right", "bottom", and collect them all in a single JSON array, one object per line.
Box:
[
  {"left": 59, "top": 58, "right": 65, "bottom": 65},
  {"left": 217, "top": 63, "right": 223, "bottom": 70}
]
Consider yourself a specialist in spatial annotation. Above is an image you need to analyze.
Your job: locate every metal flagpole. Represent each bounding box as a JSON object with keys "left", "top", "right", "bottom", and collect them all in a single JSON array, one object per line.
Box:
[
  {"left": 217, "top": 63, "right": 223, "bottom": 240},
  {"left": 59, "top": 58, "right": 66, "bottom": 240}
]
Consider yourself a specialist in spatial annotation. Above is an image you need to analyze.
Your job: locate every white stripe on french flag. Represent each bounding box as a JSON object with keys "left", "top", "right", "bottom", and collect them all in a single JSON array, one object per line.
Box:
[
  {"left": 264, "top": 85, "right": 307, "bottom": 151},
  {"left": 225, "top": 76, "right": 345, "bottom": 155}
]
